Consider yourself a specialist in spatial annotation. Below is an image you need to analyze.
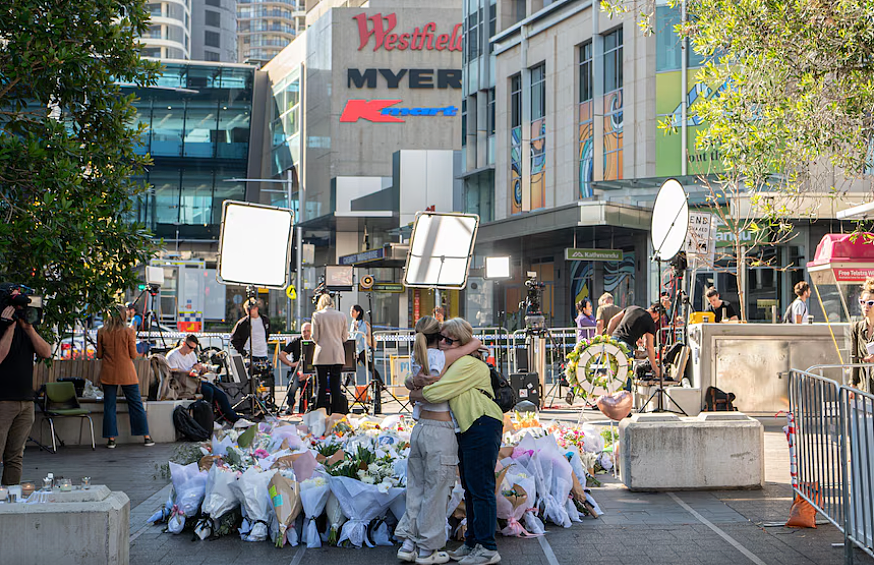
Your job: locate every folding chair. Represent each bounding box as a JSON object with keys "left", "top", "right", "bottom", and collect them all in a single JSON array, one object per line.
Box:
[{"left": 40, "top": 382, "right": 95, "bottom": 452}]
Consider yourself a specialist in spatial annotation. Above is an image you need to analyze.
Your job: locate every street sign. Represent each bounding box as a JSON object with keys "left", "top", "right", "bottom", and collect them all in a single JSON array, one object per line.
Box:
[
  {"left": 685, "top": 212, "right": 716, "bottom": 265},
  {"left": 359, "top": 282, "right": 405, "bottom": 293},
  {"left": 285, "top": 285, "right": 297, "bottom": 300},
  {"left": 564, "top": 248, "right": 624, "bottom": 262}
]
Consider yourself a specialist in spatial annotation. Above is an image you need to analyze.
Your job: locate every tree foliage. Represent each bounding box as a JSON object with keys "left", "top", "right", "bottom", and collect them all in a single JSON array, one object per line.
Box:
[{"left": 0, "top": 0, "right": 161, "bottom": 345}]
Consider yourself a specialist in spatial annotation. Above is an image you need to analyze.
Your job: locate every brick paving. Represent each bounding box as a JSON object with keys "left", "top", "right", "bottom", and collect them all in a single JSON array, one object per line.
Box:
[{"left": 5, "top": 408, "right": 872, "bottom": 565}]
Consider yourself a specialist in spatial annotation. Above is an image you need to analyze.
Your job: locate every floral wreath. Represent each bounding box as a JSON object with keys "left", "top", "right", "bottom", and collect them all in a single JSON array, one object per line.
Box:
[{"left": 564, "top": 335, "right": 632, "bottom": 398}]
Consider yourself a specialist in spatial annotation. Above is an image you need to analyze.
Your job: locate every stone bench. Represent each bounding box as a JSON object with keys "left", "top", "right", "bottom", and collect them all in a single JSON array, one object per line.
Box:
[
  {"left": 30, "top": 399, "right": 193, "bottom": 446},
  {"left": 0, "top": 485, "right": 129, "bottom": 565},
  {"left": 619, "top": 412, "right": 764, "bottom": 491}
]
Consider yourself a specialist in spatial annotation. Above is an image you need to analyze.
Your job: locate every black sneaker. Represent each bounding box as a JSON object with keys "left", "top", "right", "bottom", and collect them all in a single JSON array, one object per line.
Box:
[
  {"left": 106, "top": 439, "right": 116, "bottom": 449},
  {"left": 144, "top": 437, "right": 155, "bottom": 447}
]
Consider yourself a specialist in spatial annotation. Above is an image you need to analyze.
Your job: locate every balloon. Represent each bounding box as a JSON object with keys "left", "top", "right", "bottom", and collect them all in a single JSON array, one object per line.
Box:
[{"left": 596, "top": 391, "right": 632, "bottom": 421}]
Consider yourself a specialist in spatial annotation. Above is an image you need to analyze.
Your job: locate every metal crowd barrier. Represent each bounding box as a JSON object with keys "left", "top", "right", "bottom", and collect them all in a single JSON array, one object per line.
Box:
[{"left": 789, "top": 367, "right": 874, "bottom": 564}]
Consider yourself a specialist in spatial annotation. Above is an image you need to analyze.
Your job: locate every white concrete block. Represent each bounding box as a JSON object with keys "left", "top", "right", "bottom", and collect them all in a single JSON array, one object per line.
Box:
[
  {"left": 0, "top": 489, "right": 129, "bottom": 565},
  {"left": 619, "top": 412, "right": 764, "bottom": 491}
]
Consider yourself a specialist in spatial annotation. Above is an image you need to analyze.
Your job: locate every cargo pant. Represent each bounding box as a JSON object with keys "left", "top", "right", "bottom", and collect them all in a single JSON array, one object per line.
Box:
[
  {"left": 395, "top": 419, "right": 458, "bottom": 550},
  {"left": 0, "top": 401, "right": 35, "bottom": 486}
]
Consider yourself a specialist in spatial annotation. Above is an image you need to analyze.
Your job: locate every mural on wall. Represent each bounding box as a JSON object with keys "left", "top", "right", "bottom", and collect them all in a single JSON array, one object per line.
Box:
[
  {"left": 570, "top": 260, "right": 593, "bottom": 309},
  {"left": 530, "top": 118, "right": 546, "bottom": 210},
  {"left": 604, "top": 251, "right": 635, "bottom": 307},
  {"left": 578, "top": 101, "right": 594, "bottom": 198},
  {"left": 511, "top": 125, "right": 522, "bottom": 214},
  {"left": 603, "top": 89, "right": 623, "bottom": 181},
  {"left": 655, "top": 70, "right": 729, "bottom": 177}
]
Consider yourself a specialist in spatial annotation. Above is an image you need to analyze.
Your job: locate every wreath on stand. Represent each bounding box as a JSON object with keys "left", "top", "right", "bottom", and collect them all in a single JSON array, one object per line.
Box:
[{"left": 564, "top": 335, "right": 632, "bottom": 400}]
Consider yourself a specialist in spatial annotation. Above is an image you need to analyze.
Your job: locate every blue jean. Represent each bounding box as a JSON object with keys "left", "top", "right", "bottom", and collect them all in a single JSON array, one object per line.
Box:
[
  {"left": 201, "top": 382, "right": 239, "bottom": 422},
  {"left": 103, "top": 384, "right": 149, "bottom": 439},
  {"left": 457, "top": 415, "right": 503, "bottom": 551}
]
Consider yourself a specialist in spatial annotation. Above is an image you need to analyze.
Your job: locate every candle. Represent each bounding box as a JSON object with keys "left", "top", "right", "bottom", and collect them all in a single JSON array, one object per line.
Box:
[
  {"left": 0, "top": 486, "right": 8, "bottom": 501},
  {"left": 20, "top": 481, "right": 35, "bottom": 497}
]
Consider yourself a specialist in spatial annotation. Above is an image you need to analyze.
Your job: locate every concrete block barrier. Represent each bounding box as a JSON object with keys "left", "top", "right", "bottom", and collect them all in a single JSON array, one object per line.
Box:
[
  {"left": 619, "top": 412, "right": 764, "bottom": 491},
  {"left": 0, "top": 488, "right": 130, "bottom": 565}
]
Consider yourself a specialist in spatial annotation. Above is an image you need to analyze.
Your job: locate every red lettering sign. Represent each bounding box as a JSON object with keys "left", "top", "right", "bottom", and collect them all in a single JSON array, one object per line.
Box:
[
  {"left": 353, "top": 13, "right": 462, "bottom": 52},
  {"left": 340, "top": 99, "right": 404, "bottom": 123}
]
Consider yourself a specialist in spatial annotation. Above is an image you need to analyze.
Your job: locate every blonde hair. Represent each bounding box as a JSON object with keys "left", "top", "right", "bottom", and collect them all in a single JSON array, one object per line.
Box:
[
  {"left": 441, "top": 317, "right": 473, "bottom": 345},
  {"left": 414, "top": 315, "right": 441, "bottom": 376},
  {"left": 317, "top": 294, "right": 334, "bottom": 310},
  {"left": 101, "top": 304, "right": 128, "bottom": 334},
  {"left": 862, "top": 277, "right": 874, "bottom": 296},
  {"left": 598, "top": 292, "right": 614, "bottom": 306}
]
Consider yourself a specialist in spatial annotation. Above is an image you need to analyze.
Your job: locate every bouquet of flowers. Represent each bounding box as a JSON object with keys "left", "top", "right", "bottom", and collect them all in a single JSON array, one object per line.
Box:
[
  {"left": 268, "top": 472, "right": 302, "bottom": 547},
  {"left": 195, "top": 464, "right": 240, "bottom": 540},
  {"left": 229, "top": 467, "right": 277, "bottom": 542},
  {"left": 325, "top": 491, "right": 347, "bottom": 545},
  {"left": 167, "top": 462, "right": 208, "bottom": 534},
  {"left": 299, "top": 475, "right": 330, "bottom": 548},
  {"left": 329, "top": 475, "right": 404, "bottom": 547}
]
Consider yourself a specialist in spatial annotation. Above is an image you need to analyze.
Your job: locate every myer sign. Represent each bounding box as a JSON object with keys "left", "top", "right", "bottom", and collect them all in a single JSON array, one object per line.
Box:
[{"left": 564, "top": 248, "right": 624, "bottom": 262}]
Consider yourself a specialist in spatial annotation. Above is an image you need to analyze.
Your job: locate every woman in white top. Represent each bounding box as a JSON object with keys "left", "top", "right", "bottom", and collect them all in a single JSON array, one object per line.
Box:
[{"left": 396, "top": 316, "right": 482, "bottom": 564}]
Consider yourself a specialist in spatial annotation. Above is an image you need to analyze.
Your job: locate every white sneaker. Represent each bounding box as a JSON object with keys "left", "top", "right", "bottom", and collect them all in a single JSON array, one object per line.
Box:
[
  {"left": 398, "top": 540, "right": 416, "bottom": 562},
  {"left": 447, "top": 545, "right": 475, "bottom": 561},
  {"left": 458, "top": 545, "right": 500, "bottom": 565},
  {"left": 416, "top": 551, "right": 450, "bottom": 565}
]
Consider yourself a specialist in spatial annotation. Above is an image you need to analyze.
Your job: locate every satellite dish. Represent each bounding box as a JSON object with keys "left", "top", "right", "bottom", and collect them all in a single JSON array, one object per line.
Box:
[{"left": 650, "top": 178, "right": 689, "bottom": 261}]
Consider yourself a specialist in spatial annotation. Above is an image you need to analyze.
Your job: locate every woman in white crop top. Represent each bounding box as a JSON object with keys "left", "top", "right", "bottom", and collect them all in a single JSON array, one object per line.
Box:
[{"left": 396, "top": 315, "right": 482, "bottom": 564}]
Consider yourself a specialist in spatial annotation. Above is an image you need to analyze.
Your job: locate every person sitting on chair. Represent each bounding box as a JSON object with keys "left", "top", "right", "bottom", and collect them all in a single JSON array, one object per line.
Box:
[
  {"left": 279, "top": 322, "right": 312, "bottom": 414},
  {"left": 166, "top": 335, "right": 240, "bottom": 423}
]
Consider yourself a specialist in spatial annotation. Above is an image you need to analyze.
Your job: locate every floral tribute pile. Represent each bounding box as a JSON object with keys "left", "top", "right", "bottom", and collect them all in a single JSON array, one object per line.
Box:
[{"left": 150, "top": 409, "right": 611, "bottom": 548}]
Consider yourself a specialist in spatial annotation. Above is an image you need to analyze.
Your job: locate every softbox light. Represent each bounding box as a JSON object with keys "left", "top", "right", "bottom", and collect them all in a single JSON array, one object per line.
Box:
[
  {"left": 484, "top": 256, "right": 511, "bottom": 279},
  {"left": 404, "top": 212, "right": 479, "bottom": 289},
  {"left": 217, "top": 201, "right": 294, "bottom": 288}
]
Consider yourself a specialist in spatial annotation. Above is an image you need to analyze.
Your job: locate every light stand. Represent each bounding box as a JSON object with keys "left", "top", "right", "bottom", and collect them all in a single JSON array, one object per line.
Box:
[
  {"left": 639, "top": 179, "right": 690, "bottom": 415},
  {"left": 135, "top": 283, "right": 167, "bottom": 349},
  {"left": 484, "top": 256, "right": 512, "bottom": 375}
]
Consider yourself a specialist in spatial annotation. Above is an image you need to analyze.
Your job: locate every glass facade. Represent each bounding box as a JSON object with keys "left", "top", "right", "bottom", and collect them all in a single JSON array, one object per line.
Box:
[
  {"left": 578, "top": 41, "right": 594, "bottom": 198},
  {"left": 267, "top": 68, "right": 301, "bottom": 212},
  {"left": 125, "top": 62, "right": 254, "bottom": 240},
  {"left": 530, "top": 63, "right": 546, "bottom": 211},
  {"left": 237, "top": 0, "right": 303, "bottom": 63},
  {"left": 510, "top": 74, "right": 523, "bottom": 214},
  {"left": 603, "top": 28, "right": 623, "bottom": 181}
]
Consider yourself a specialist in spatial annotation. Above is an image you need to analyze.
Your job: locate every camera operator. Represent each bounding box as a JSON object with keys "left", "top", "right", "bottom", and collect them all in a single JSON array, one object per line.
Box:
[
  {"left": 311, "top": 294, "right": 348, "bottom": 415},
  {"left": 231, "top": 300, "right": 271, "bottom": 363},
  {"left": 278, "top": 322, "right": 311, "bottom": 414},
  {"left": 0, "top": 294, "right": 51, "bottom": 485},
  {"left": 606, "top": 302, "right": 662, "bottom": 386}
]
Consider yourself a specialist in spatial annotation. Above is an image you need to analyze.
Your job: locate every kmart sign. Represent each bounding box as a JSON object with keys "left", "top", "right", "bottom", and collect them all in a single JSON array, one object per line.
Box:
[{"left": 564, "top": 248, "right": 624, "bottom": 262}]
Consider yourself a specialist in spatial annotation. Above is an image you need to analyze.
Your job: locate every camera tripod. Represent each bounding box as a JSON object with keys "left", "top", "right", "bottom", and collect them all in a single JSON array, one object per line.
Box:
[
  {"left": 361, "top": 290, "right": 410, "bottom": 415},
  {"left": 231, "top": 286, "right": 280, "bottom": 420},
  {"left": 132, "top": 284, "right": 168, "bottom": 349}
]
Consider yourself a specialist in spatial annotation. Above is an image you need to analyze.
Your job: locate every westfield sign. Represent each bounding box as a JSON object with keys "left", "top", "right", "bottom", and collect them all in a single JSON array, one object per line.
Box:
[{"left": 353, "top": 13, "right": 462, "bottom": 52}]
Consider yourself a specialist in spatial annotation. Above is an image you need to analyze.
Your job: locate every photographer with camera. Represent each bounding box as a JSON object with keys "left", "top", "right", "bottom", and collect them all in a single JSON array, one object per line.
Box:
[
  {"left": 0, "top": 286, "right": 51, "bottom": 485},
  {"left": 278, "top": 322, "right": 312, "bottom": 414}
]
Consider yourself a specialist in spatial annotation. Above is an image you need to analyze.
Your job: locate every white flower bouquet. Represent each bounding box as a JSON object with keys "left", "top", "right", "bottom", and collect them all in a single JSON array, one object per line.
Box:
[
  {"left": 299, "top": 475, "right": 330, "bottom": 548},
  {"left": 329, "top": 475, "right": 404, "bottom": 547},
  {"left": 229, "top": 467, "right": 277, "bottom": 542},
  {"left": 167, "top": 462, "right": 208, "bottom": 534}
]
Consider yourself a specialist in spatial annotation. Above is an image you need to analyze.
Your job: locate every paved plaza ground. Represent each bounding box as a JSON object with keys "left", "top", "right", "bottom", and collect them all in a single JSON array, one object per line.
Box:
[{"left": 14, "top": 404, "right": 874, "bottom": 565}]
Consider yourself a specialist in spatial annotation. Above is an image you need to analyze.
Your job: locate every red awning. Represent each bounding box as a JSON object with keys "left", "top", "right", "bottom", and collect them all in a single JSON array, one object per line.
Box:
[{"left": 807, "top": 233, "right": 874, "bottom": 267}]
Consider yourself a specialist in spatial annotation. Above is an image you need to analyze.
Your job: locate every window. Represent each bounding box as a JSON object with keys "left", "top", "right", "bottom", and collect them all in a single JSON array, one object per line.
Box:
[
  {"left": 205, "top": 30, "right": 221, "bottom": 48},
  {"left": 488, "top": 1, "right": 496, "bottom": 53},
  {"left": 146, "top": 3, "right": 162, "bottom": 17},
  {"left": 205, "top": 0, "right": 220, "bottom": 6},
  {"left": 510, "top": 74, "right": 522, "bottom": 214},
  {"left": 529, "top": 64, "right": 546, "bottom": 210},
  {"left": 603, "top": 27, "right": 623, "bottom": 93},
  {"left": 487, "top": 88, "right": 495, "bottom": 135},
  {"left": 140, "top": 47, "right": 161, "bottom": 58},
  {"left": 579, "top": 42, "right": 594, "bottom": 198},
  {"left": 510, "top": 74, "right": 522, "bottom": 128},
  {"left": 465, "top": 7, "right": 480, "bottom": 63},
  {"left": 461, "top": 99, "right": 467, "bottom": 147},
  {"left": 579, "top": 42, "right": 593, "bottom": 103},
  {"left": 530, "top": 63, "right": 545, "bottom": 120},
  {"left": 205, "top": 51, "right": 220, "bottom": 61},
  {"left": 205, "top": 10, "right": 221, "bottom": 28}
]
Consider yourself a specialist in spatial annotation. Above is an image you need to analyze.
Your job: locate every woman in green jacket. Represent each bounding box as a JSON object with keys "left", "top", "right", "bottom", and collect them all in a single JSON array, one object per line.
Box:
[{"left": 410, "top": 318, "right": 503, "bottom": 565}]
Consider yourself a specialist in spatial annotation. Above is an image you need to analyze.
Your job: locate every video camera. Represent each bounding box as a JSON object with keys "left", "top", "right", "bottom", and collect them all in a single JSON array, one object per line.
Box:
[
  {"left": 311, "top": 277, "right": 338, "bottom": 305},
  {"left": 0, "top": 283, "right": 43, "bottom": 326},
  {"left": 520, "top": 272, "right": 546, "bottom": 331}
]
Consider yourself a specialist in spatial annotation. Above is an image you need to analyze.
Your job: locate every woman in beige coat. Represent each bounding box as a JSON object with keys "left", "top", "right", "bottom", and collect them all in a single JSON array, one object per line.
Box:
[{"left": 97, "top": 304, "right": 153, "bottom": 448}]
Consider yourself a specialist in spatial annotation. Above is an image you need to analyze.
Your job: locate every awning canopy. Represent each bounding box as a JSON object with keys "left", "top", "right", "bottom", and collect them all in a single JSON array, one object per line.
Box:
[{"left": 807, "top": 233, "right": 874, "bottom": 285}]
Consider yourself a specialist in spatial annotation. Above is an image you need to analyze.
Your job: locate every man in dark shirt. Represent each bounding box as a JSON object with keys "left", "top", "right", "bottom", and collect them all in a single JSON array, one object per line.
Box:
[
  {"left": 278, "top": 322, "right": 312, "bottom": 414},
  {"left": 705, "top": 287, "right": 739, "bottom": 323},
  {"left": 606, "top": 303, "right": 661, "bottom": 379},
  {"left": 0, "top": 297, "right": 52, "bottom": 485}
]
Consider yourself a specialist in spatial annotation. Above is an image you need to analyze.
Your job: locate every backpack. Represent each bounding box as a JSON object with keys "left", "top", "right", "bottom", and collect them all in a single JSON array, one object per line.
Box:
[
  {"left": 484, "top": 363, "right": 517, "bottom": 413},
  {"left": 781, "top": 299, "right": 798, "bottom": 323},
  {"left": 703, "top": 386, "right": 738, "bottom": 412},
  {"left": 188, "top": 400, "right": 215, "bottom": 435},
  {"left": 173, "top": 405, "right": 210, "bottom": 441}
]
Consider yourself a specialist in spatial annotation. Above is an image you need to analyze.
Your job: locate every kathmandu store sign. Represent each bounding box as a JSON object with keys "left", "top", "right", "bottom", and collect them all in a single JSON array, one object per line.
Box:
[
  {"left": 353, "top": 13, "right": 462, "bottom": 52},
  {"left": 340, "top": 99, "right": 458, "bottom": 123}
]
